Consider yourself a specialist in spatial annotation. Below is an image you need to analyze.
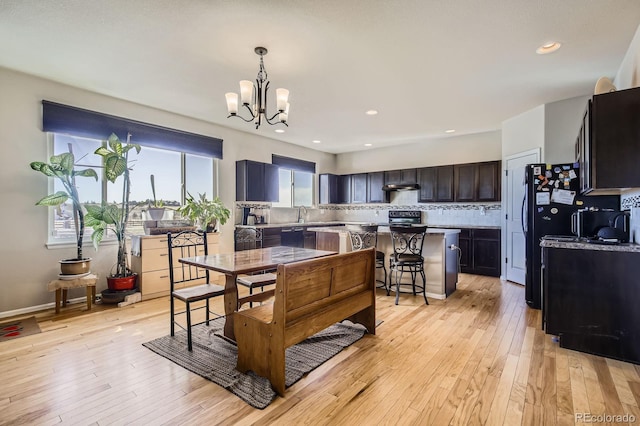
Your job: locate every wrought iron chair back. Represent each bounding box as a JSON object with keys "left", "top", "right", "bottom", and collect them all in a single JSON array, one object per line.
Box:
[
  {"left": 347, "top": 224, "right": 388, "bottom": 291},
  {"left": 388, "top": 225, "right": 429, "bottom": 305}
]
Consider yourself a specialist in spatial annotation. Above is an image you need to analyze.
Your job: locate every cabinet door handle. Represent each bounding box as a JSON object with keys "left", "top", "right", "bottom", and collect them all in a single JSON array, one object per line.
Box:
[
  {"left": 159, "top": 275, "right": 169, "bottom": 279},
  {"left": 160, "top": 253, "right": 168, "bottom": 257}
]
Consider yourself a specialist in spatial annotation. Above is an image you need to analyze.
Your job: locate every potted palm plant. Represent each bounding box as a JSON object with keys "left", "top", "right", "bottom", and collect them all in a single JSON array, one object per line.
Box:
[
  {"left": 178, "top": 192, "right": 230, "bottom": 232},
  {"left": 30, "top": 151, "right": 98, "bottom": 275},
  {"left": 85, "top": 133, "right": 141, "bottom": 291}
]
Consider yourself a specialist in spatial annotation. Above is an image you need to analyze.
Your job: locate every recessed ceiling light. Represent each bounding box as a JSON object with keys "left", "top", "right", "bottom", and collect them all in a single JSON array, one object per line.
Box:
[
  {"left": 364, "top": 143, "right": 372, "bottom": 147},
  {"left": 536, "top": 41, "right": 561, "bottom": 55},
  {"left": 365, "top": 110, "right": 378, "bottom": 116},
  {"left": 445, "top": 129, "right": 456, "bottom": 134},
  {"left": 312, "top": 140, "right": 321, "bottom": 144},
  {"left": 275, "top": 129, "right": 285, "bottom": 133}
]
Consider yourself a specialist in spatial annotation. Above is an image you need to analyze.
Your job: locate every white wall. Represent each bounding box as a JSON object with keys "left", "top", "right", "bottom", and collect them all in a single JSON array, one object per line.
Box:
[
  {"left": 501, "top": 105, "right": 545, "bottom": 160},
  {"left": 0, "top": 67, "right": 336, "bottom": 314},
  {"left": 544, "top": 95, "right": 590, "bottom": 163},
  {"left": 336, "top": 131, "right": 502, "bottom": 174}
]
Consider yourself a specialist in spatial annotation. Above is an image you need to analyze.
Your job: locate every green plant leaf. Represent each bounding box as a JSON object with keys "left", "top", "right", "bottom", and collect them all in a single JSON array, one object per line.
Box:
[
  {"left": 35, "top": 191, "right": 68, "bottom": 206},
  {"left": 74, "top": 168, "right": 99, "bottom": 180},
  {"left": 103, "top": 155, "right": 127, "bottom": 182}
]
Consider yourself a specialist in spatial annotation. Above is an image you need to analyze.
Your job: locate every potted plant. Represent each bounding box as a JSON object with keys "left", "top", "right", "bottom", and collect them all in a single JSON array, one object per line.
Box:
[
  {"left": 146, "top": 174, "right": 165, "bottom": 220},
  {"left": 85, "top": 133, "right": 141, "bottom": 291},
  {"left": 30, "top": 151, "right": 98, "bottom": 275},
  {"left": 178, "top": 192, "right": 230, "bottom": 232}
]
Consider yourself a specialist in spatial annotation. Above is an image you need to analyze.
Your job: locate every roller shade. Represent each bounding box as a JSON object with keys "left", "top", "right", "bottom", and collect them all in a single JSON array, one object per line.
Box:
[
  {"left": 272, "top": 154, "right": 316, "bottom": 173},
  {"left": 42, "top": 100, "right": 223, "bottom": 158}
]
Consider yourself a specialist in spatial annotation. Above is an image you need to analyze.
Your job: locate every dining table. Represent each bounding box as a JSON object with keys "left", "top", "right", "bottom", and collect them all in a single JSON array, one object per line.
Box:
[{"left": 178, "top": 245, "right": 337, "bottom": 341}]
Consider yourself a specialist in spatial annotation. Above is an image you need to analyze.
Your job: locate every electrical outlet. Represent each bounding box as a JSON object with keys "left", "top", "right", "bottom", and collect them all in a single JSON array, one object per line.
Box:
[{"left": 438, "top": 208, "right": 443, "bottom": 215}]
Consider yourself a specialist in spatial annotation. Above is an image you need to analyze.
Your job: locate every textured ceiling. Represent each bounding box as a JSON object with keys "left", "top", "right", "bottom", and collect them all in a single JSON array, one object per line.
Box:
[{"left": 1, "top": 0, "right": 640, "bottom": 154}]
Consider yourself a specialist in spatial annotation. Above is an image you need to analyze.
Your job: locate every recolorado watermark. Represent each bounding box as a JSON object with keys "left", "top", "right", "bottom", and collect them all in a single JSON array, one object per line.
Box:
[{"left": 575, "top": 413, "right": 636, "bottom": 423}]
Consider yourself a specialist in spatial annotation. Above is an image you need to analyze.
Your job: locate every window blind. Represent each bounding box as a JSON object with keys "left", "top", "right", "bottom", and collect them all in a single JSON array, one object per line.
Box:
[
  {"left": 272, "top": 154, "right": 316, "bottom": 173},
  {"left": 42, "top": 100, "right": 223, "bottom": 158}
]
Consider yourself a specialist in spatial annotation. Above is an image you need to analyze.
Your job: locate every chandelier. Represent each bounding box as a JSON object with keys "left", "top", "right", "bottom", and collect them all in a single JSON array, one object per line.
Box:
[{"left": 225, "top": 47, "right": 290, "bottom": 129}]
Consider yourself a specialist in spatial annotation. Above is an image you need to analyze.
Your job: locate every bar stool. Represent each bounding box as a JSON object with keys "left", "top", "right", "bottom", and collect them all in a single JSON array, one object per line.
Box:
[
  {"left": 389, "top": 225, "right": 428, "bottom": 305},
  {"left": 347, "top": 224, "right": 387, "bottom": 291}
]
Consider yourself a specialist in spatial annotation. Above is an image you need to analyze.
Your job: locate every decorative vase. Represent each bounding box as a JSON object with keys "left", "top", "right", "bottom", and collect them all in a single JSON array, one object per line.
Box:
[
  {"left": 107, "top": 274, "right": 137, "bottom": 291},
  {"left": 147, "top": 207, "right": 165, "bottom": 221},
  {"left": 59, "top": 258, "right": 92, "bottom": 275}
]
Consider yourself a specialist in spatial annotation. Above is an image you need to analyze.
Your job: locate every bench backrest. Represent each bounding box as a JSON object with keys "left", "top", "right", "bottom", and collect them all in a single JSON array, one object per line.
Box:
[{"left": 272, "top": 248, "right": 375, "bottom": 328}]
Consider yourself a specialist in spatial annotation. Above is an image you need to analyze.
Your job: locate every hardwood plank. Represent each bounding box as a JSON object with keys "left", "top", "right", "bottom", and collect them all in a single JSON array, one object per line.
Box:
[{"left": 0, "top": 275, "right": 638, "bottom": 425}]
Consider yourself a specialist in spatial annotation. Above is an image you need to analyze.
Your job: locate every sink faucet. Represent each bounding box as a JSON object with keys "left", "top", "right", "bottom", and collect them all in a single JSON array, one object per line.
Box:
[{"left": 297, "top": 206, "right": 307, "bottom": 223}]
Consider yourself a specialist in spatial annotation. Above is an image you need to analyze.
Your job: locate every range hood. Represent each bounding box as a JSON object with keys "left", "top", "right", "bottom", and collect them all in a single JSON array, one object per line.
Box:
[{"left": 382, "top": 183, "right": 420, "bottom": 191}]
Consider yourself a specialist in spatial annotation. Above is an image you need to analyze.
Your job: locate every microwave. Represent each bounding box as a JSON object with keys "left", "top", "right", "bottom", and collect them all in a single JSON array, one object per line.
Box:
[{"left": 570, "top": 209, "right": 630, "bottom": 242}]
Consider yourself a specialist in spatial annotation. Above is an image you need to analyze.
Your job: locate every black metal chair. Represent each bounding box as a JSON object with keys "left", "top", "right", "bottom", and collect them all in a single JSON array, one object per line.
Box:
[
  {"left": 389, "top": 225, "right": 428, "bottom": 305},
  {"left": 347, "top": 224, "right": 387, "bottom": 291},
  {"left": 236, "top": 271, "right": 277, "bottom": 307},
  {"left": 168, "top": 230, "right": 225, "bottom": 351}
]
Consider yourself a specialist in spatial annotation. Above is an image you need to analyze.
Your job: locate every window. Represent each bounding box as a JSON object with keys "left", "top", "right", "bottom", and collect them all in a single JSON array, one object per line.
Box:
[
  {"left": 272, "top": 168, "right": 314, "bottom": 207},
  {"left": 49, "top": 134, "right": 216, "bottom": 243}
]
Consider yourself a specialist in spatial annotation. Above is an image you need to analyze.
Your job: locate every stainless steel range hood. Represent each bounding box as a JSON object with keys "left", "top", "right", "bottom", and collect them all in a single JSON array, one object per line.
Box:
[{"left": 382, "top": 183, "right": 420, "bottom": 191}]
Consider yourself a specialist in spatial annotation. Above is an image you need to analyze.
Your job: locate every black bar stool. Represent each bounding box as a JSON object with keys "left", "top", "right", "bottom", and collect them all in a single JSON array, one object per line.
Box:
[
  {"left": 347, "top": 224, "right": 387, "bottom": 291},
  {"left": 389, "top": 225, "right": 428, "bottom": 305}
]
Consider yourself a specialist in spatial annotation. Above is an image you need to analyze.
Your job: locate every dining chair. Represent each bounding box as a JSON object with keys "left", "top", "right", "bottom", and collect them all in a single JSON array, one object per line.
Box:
[
  {"left": 347, "top": 224, "right": 387, "bottom": 291},
  {"left": 389, "top": 225, "right": 429, "bottom": 305},
  {"left": 236, "top": 271, "right": 277, "bottom": 307},
  {"left": 167, "top": 230, "right": 225, "bottom": 351}
]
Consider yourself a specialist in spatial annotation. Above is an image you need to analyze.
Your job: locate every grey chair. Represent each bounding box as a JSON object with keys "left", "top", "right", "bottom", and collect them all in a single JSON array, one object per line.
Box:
[
  {"left": 347, "top": 224, "right": 387, "bottom": 291},
  {"left": 389, "top": 225, "right": 428, "bottom": 305},
  {"left": 168, "top": 230, "right": 225, "bottom": 351}
]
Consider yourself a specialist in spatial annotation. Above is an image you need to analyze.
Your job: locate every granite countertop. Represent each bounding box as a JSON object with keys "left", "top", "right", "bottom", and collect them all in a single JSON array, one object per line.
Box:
[
  {"left": 540, "top": 238, "right": 640, "bottom": 253},
  {"left": 236, "top": 222, "right": 494, "bottom": 230},
  {"left": 306, "top": 226, "right": 461, "bottom": 235}
]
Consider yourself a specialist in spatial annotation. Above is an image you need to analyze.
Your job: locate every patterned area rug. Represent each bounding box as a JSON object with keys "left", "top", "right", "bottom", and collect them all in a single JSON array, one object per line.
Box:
[
  {"left": 143, "top": 317, "right": 367, "bottom": 409},
  {"left": 0, "top": 316, "right": 41, "bottom": 342}
]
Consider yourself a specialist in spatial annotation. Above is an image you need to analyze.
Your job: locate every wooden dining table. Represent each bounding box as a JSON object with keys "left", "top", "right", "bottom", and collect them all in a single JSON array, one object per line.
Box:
[{"left": 178, "top": 246, "right": 337, "bottom": 341}]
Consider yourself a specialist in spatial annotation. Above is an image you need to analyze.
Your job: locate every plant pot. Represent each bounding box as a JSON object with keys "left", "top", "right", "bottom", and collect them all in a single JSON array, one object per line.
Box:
[
  {"left": 107, "top": 274, "right": 138, "bottom": 291},
  {"left": 147, "top": 207, "right": 165, "bottom": 220},
  {"left": 59, "top": 258, "right": 91, "bottom": 275}
]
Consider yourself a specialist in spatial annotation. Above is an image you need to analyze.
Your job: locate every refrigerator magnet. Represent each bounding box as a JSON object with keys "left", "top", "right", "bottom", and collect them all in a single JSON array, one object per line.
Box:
[
  {"left": 533, "top": 166, "right": 542, "bottom": 175},
  {"left": 550, "top": 207, "right": 558, "bottom": 214}
]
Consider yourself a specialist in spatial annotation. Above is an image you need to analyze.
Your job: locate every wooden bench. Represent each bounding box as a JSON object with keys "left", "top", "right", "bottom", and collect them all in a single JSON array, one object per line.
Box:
[{"left": 234, "top": 248, "right": 376, "bottom": 396}]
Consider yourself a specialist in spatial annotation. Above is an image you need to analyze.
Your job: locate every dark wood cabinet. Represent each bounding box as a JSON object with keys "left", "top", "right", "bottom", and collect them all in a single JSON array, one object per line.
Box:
[
  {"left": 579, "top": 87, "right": 640, "bottom": 194},
  {"left": 338, "top": 175, "right": 351, "bottom": 204},
  {"left": 384, "top": 168, "right": 417, "bottom": 185},
  {"left": 543, "top": 246, "right": 640, "bottom": 364},
  {"left": 367, "top": 171, "right": 387, "bottom": 203},
  {"left": 418, "top": 165, "right": 453, "bottom": 202},
  {"left": 351, "top": 173, "right": 367, "bottom": 204},
  {"left": 454, "top": 161, "right": 501, "bottom": 202},
  {"left": 236, "top": 160, "right": 279, "bottom": 202},
  {"left": 458, "top": 228, "right": 500, "bottom": 277},
  {"left": 318, "top": 173, "right": 339, "bottom": 205},
  {"left": 303, "top": 230, "right": 316, "bottom": 249},
  {"left": 262, "top": 227, "right": 281, "bottom": 248}
]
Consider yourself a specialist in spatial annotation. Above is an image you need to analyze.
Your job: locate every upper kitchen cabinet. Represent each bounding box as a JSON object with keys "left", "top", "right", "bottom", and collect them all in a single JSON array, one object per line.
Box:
[
  {"left": 338, "top": 174, "right": 352, "bottom": 204},
  {"left": 418, "top": 165, "right": 454, "bottom": 202},
  {"left": 236, "top": 160, "right": 279, "bottom": 202},
  {"left": 454, "top": 161, "right": 501, "bottom": 202},
  {"left": 351, "top": 173, "right": 367, "bottom": 204},
  {"left": 319, "top": 173, "right": 339, "bottom": 204},
  {"left": 384, "top": 168, "right": 417, "bottom": 185},
  {"left": 367, "top": 171, "right": 387, "bottom": 203},
  {"left": 578, "top": 86, "right": 640, "bottom": 195}
]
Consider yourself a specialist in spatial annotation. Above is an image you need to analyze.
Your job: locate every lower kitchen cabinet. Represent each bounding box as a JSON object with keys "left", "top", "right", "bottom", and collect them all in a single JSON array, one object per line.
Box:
[
  {"left": 262, "top": 227, "right": 281, "bottom": 248},
  {"left": 542, "top": 246, "right": 640, "bottom": 364},
  {"left": 458, "top": 228, "right": 500, "bottom": 277},
  {"left": 130, "top": 232, "right": 222, "bottom": 300}
]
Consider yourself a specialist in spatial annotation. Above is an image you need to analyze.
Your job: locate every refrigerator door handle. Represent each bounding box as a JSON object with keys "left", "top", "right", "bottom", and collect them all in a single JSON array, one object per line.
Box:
[{"left": 521, "top": 195, "right": 527, "bottom": 234}]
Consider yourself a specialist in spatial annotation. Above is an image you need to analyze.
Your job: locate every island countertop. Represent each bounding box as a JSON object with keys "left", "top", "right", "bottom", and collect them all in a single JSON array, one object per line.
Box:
[{"left": 306, "top": 226, "right": 461, "bottom": 235}]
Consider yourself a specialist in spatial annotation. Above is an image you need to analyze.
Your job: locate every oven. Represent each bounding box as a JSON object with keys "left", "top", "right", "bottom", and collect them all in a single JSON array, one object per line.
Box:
[{"left": 388, "top": 210, "right": 423, "bottom": 226}]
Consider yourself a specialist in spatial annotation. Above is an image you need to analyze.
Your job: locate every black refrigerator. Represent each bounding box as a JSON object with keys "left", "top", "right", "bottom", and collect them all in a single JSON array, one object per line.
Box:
[{"left": 524, "top": 163, "right": 619, "bottom": 309}]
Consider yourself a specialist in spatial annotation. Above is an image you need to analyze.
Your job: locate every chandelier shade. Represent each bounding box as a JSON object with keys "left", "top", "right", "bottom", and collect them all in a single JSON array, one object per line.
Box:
[{"left": 225, "top": 47, "right": 290, "bottom": 129}]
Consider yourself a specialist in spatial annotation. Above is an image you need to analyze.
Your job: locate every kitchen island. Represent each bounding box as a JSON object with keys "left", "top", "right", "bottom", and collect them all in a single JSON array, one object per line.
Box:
[{"left": 308, "top": 226, "right": 460, "bottom": 299}]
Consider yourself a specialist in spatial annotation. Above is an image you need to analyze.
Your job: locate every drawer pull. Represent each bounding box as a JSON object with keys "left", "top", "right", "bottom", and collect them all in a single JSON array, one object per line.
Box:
[
  {"left": 160, "top": 253, "right": 168, "bottom": 257},
  {"left": 159, "top": 275, "right": 169, "bottom": 279}
]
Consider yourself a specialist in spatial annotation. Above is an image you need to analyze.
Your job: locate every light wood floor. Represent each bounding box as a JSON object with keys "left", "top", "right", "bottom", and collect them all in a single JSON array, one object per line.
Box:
[{"left": 1, "top": 274, "right": 639, "bottom": 425}]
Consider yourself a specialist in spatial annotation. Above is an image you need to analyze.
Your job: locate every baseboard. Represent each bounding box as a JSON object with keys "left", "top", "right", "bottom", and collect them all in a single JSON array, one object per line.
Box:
[{"left": 0, "top": 296, "right": 88, "bottom": 319}]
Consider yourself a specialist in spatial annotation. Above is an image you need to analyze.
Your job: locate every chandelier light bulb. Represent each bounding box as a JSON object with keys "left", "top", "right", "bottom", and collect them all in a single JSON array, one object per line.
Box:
[
  {"left": 225, "top": 93, "right": 238, "bottom": 115},
  {"left": 239, "top": 80, "right": 254, "bottom": 105},
  {"left": 276, "top": 88, "right": 289, "bottom": 112}
]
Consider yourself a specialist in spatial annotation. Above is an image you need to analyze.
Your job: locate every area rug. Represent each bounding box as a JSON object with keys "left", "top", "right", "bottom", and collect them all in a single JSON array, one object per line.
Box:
[
  {"left": 142, "top": 317, "right": 367, "bottom": 409},
  {"left": 0, "top": 316, "right": 41, "bottom": 342}
]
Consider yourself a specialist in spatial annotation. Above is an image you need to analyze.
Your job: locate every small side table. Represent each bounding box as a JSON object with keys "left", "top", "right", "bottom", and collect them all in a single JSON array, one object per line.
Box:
[{"left": 47, "top": 274, "right": 98, "bottom": 314}]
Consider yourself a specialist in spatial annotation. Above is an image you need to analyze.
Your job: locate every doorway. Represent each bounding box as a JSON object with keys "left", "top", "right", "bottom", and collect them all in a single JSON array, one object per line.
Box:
[{"left": 503, "top": 149, "right": 540, "bottom": 284}]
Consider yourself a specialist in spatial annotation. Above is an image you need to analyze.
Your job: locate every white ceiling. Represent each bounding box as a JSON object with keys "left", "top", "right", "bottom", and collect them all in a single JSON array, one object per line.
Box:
[{"left": 1, "top": 1, "right": 640, "bottom": 154}]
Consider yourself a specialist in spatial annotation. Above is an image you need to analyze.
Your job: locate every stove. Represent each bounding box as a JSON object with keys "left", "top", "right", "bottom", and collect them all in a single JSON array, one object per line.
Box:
[{"left": 388, "top": 210, "right": 423, "bottom": 226}]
